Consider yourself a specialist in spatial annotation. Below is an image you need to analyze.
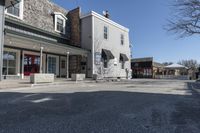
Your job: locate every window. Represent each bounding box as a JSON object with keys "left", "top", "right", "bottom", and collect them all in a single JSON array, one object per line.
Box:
[
  {"left": 57, "top": 18, "right": 64, "bottom": 33},
  {"left": 121, "top": 34, "right": 124, "bottom": 45},
  {"left": 54, "top": 12, "right": 67, "bottom": 34},
  {"left": 104, "top": 26, "right": 108, "bottom": 39},
  {"left": 121, "top": 61, "right": 125, "bottom": 69},
  {"left": 6, "top": 0, "right": 23, "bottom": 19},
  {"left": 3, "top": 51, "right": 17, "bottom": 75},
  {"left": 48, "top": 56, "right": 57, "bottom": 75},
  {"left": 103, "top": 59, "right": 108, "bottom": 68}
]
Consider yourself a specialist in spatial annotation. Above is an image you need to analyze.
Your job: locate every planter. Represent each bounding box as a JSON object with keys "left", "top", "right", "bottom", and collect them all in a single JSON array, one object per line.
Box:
[
  {"left": 71, "top": 74, "right": 85, "bottom": 81},
  {"left": 30, "top": 74, "right": 54, "bottom": 84}
]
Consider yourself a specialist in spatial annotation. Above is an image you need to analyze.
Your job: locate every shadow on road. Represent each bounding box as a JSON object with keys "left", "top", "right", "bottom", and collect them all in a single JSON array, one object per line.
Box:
[{"left": 0, "top": 87, "right": 200, "bottom": 133}]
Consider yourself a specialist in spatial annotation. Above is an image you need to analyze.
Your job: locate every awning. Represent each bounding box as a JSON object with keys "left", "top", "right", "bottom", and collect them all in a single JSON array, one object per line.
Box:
[
  {"left": 102, "top": 49, "right": 114, "bottom": 60},
  {"left": 120, "top": 53, "right": 129, "bottom": 61}
]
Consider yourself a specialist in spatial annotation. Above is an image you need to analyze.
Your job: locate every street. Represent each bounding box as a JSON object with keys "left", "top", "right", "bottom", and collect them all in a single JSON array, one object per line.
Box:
[{"left": 0, "top": 79, "right": 200, "bottom": 133}]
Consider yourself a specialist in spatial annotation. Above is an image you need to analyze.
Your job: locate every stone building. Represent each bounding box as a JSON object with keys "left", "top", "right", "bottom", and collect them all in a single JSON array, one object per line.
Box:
[
  {"left": 1, "top": 0, "right": 131, "bottom": 80},
  {"left": 81, "top": 11, "right": 131, "bottom": 79},
  {"left": 2, "top": 0, "right": 89, "bottom": 79}
]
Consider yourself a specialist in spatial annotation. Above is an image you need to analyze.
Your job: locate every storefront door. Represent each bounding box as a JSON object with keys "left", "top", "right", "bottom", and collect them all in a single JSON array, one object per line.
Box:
[{"left": 24, "top": 54, "right": 40, "bottom": 76}]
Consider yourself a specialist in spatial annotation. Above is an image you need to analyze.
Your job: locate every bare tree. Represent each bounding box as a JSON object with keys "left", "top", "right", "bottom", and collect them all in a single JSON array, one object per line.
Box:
[
  {"left": 178, "top": 59, "right": 199, "bottom": 68},
  {"left": 166, "top": 0, "right": 200, "bottom": 38}
]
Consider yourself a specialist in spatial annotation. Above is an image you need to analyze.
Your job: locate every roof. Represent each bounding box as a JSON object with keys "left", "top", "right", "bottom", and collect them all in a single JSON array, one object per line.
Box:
[
  {"left": 131, "top": 57, "right": 153, "bottom": 63},
  {"left": 80, "top": 11, "right": 129, "bottom": 32},
  {"left": 165, "top": 63, "right": 188, "bottom": 69}
]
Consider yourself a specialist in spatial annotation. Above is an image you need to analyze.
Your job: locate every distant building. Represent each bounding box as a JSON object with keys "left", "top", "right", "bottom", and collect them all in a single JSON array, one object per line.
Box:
[
  {"left": 81, "top": 11, "right": 131, "bottom": 79},
  {"left": 131, "top": 57, "right": 164, "bottom": 78}
]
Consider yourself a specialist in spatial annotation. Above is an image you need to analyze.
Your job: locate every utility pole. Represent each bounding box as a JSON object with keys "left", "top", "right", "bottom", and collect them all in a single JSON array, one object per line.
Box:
[{"left": 0, "top": 0, "right": 5, "bottom": 81}]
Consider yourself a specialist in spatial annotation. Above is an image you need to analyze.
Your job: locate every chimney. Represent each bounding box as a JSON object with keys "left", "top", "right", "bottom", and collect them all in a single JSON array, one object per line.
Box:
[{"left": 103, "top": 10, "right": 110, "bottom": 19}]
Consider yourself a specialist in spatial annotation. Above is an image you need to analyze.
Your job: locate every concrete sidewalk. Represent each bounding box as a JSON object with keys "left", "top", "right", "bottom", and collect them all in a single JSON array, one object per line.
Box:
[
  {"left": 0, "top": 78, "right": 95, "bottom": 89},
  {"left": 0, "top": 79, "right": 31, "bottom": 89},
  {"left": 188, "top": 81, "right": 200, "bottom": 94}
]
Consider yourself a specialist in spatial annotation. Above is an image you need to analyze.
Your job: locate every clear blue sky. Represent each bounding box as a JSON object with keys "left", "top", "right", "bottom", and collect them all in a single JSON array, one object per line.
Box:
[{"left": 53, "top": 0, "right": 200, "bottom": 63}]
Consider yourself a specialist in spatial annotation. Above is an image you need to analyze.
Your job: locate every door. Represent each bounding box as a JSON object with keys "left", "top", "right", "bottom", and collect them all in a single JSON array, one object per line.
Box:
[
  {"left": 48, "top": 56, "right": 57, "bottom": 75},
  {"left": 60, "top": 56, "right": 67, "bottom": 77},
  {"left": 24, "top": 54, "right": 40, "bottom": 76}
]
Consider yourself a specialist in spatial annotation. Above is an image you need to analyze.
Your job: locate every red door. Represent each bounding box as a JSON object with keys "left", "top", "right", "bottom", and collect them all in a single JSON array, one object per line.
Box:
[{"left": 24, "top": 54, "right": 40, "bottom": 76}]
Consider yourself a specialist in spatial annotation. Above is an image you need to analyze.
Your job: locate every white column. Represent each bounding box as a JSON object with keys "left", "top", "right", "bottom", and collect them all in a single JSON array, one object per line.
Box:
[
  {"left": 40, "top": 46, "right": 44, "bottom": 73},
  {"left": 66, "top": 52, "right": 69, "bottom": 79},
  {"left": 21, "top": 51, "right": 24, "bottom": 79}
]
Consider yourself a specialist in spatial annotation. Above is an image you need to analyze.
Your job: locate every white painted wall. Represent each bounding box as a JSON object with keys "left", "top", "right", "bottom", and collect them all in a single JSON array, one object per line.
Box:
[{"left": 81, "top": 12, "right": 131, "bottom": 78}]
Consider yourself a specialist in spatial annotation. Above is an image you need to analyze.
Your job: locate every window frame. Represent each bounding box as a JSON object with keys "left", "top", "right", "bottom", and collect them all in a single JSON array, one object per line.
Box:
[
  {"left": 3, "top": 51, "right": 18, "bottom": 75},
  {"left": 120, "top": 61, "right": 125, "bottom": 69},
  {"left": 54, "top": 14, "right": 67, "bottom": 34},
  {"left": 104, "top": 26, "right": 109, "bottom": 40},
  {"left": 103, "top": 59, "right": 108, "bottom": 68},
  {"left": 5, "top": 0, "right": 24, "bottom": 20},
  {"left": 120, "top": 34, "right": 124, "bottom": 45}
]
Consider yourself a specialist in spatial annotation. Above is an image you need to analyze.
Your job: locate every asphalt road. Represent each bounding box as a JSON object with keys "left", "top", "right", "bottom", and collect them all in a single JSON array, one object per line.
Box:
[{"left": 0, "top": 79, "right": 200, "bottom": 133}]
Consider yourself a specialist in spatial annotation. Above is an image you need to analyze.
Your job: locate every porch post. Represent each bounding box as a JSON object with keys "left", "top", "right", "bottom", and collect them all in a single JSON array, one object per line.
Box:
[
  {"left": 40, "top": 46, "right": 43, "bottom": 73},
  {"left": 0, "top": 0, "right": 5, "bottom": 81},
  {"left": 66, "top": 52, "right": 69, "bottom": 79}
]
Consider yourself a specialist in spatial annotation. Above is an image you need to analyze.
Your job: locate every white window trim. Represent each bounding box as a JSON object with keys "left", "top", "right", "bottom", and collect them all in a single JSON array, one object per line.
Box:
[
  {"left": 54, "top": 13, "right": 67, "bottom": 34},
  {"left": 5, "top": 0, "right": 24, "bottom": 20}
]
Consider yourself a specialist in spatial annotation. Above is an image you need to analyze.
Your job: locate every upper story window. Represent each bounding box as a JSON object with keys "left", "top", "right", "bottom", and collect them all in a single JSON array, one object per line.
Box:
[
  {"left": 57, "top": 18, "right": 64, "bottom": 33},
  {"left": 121, "top": 34, "right": 124, "bottom": 45},
  {"left": 54, "top": 12, "right": 67, "bottom": 34},
  {"left": 5, "top": 0, "right": 24, "bottom": 19},
  {"left": 104, "top": 26, "right": 108, "bottom": 39}
]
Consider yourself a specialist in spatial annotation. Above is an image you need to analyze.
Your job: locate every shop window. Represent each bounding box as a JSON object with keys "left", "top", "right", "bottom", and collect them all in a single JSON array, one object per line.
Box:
[{"left": 3, "top": 51, "right": 17, "bottom": 75}]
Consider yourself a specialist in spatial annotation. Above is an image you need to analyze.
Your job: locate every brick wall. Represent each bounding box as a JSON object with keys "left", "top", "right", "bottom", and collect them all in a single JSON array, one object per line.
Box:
[{"left": 68, "top": 7, "right": 81, "bottom": 47}]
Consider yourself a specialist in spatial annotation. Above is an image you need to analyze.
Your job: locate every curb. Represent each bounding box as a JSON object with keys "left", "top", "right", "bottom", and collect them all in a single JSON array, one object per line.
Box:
[{"left": 189, "top": 83, "right": 200, "bottom": 94}]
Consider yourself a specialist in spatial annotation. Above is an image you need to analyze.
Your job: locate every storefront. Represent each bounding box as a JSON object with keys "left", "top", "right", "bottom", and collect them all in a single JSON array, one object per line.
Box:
[{"left": 2, "top": 30, "right": 89, "bottom": 80}]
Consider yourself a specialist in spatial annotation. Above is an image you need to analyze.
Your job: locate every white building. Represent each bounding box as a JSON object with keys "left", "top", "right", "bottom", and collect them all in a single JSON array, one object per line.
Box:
[{"left": 81, "top": 11, "right": 131, "bottom": 79}]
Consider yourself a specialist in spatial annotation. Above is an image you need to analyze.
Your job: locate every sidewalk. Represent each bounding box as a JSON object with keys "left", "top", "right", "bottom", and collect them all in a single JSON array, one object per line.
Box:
[
  {"left": 0, "top": 78, "right": 95, "bottom": 90},
  {"left": 188, "top": 81, "right": 200, "bottom": 94},
  {"left": 0, "top": 79, "right": 31, "bottom": 89}
]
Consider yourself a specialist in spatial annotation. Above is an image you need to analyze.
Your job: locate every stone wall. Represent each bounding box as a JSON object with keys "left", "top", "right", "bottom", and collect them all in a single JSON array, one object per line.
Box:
[
  {"left": 68, "top": 7, "right": 81, "bottom": 47},
  {"left": 6, "top": 0, "right": 69, "bottom": 37}
]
